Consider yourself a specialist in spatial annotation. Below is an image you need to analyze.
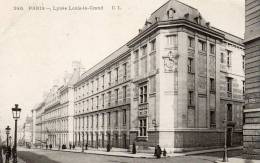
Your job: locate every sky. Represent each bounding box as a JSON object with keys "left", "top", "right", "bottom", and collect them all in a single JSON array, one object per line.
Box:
[{"left": 0, "top": 0, "right": 244, "bottom": 137}]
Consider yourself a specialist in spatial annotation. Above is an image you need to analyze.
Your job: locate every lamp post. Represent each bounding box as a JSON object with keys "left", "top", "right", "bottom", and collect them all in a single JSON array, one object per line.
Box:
[
  {"left": 5, "top": 126, "right": 11, "bottom": 147},
  {"left": 9, "top": 136, "right": 12, "bottom": 147},
  {"left": 5, "top": 125, "right": 11, "bottom": 163},
  {"left": 12, "top": 104, "right": 21, "bottom": 163}
]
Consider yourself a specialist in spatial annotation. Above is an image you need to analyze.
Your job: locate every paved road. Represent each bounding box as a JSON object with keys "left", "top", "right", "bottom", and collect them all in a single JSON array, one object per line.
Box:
[{"left": 17, "top": 148, "right": 233, "bottom": 163}]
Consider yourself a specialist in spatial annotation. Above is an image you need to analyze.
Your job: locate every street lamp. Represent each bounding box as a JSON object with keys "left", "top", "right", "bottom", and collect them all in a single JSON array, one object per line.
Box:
[
  {"left": 12, "top": 104, "right": 21, "bottom": 163},
  {"left": 5, "top": 126, "right": 11, "bottom": 147},
  {"left": 9, "top": 136, "right": 12, "bottom": 147}
]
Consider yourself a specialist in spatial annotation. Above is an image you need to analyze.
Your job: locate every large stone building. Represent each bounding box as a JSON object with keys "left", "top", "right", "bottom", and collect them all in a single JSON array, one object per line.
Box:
[
  {"left": 31, "top": 0, "right": 245, "bottom": 152},
  {"left": 243, "top": 0, "right": 260, "bottom": 159}
]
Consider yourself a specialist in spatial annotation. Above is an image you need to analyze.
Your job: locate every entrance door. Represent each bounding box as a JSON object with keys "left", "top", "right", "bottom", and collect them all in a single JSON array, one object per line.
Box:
[{"left": 227, "top": 128, "right": 232, "bottom": 147}]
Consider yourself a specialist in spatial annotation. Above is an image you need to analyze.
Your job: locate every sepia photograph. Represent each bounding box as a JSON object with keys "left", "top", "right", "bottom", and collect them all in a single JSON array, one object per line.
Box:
[{"left": 0, "top": 0, "right": 259, "bottom": 162}]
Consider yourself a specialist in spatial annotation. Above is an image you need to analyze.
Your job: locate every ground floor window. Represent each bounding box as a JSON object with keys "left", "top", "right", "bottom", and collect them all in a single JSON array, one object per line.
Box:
[{"left": 139, "top": 118, "right": 147, "bottom": 136}]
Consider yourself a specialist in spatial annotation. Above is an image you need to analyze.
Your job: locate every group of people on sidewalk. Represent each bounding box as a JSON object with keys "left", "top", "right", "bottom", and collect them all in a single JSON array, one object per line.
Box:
[
  {"left": 0, "top": 144, "right": 17, "bottom": 163},
  {"left": 42, "top": 142, "right": 167, "bottom": 159}
]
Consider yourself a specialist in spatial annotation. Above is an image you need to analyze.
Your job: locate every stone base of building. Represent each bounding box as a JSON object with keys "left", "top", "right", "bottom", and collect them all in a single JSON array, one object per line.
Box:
[{"left": 130, "top": 129, "right": 242, "bottom": 153}]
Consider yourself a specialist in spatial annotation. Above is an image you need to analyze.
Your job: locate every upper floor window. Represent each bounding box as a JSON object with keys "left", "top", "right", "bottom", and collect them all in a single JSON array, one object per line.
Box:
[
  {"left": 123, "top": 109, "right": 127, "bottom": 125},
  {"left": 115, "top": 89, "right": 119, "bottom": 104},
  {"left": 115, "top": 111, "right": 118, "bottom": 127},
  {"left": 227, "top": 77, "right": 232, "bottom": 97},
  {"left": 123, "top": 63, "right": 127, "bottom": 80},
  {"left": 188, "top": 37, "right": 194, "bottom": 48},
  {"left": 188, "top": 58, "right": 194, "bottom": 73},
  {"left": 227, "top": 50, "right": 232, "bottom": 67},
  {"left": 139, "top": 85, "right": 147, "bottom": 104},
  {"left": 210, "top": 78, "right": 215, "bottom": 92},
  {"left": 102, "top": 75, "right": 105, "bottom": 89},
  {"left": 242, "top": 55, "right": 245, "bottom": 70},
  {"left": 167, "top": 35, "right": 177, "bottom": 46},
  {"left": 198, "top": 40, "right": 206, "bottom": 52},
  {"left": 115, "top": 67, "right": 119, "bottom": 83},
  {"left": 141, "top": 45, "right": 147, "bottom": 56},
  {"left": 210, "top": 110, "right": 216, "bottom": 128},
  {"left": 151, "top": 39, "right": 156, "bottom": 51},
  {"left": 243, "top": 81, "right": 245, "bottom": 95},
  {"left": 210, "top": 44, "right": 215, "bottom": 54},
  {"left": 123, "top": 85, "right": 127, "bottom": 102},
  {"left": 108, "top": 71, "right": 111, "bottom": 86},
  {"left": 102, "top": 113, "right": 104, "bottom": 127},
  {"left": 134, "top": 50, "right": 139, "bottom": 60},
  {"left": 227, "top": 104, "right": 232, "bottom": 121},
  {"left": 108, "top": 91, "right": 111, "bottom": 106},
  {"left": 96, "top": 96, "right": 99, "bottom": 109},
  {"left": 96, "top": 78, "right": 99, "bottom": 91},
  {"left": 188, "top": 91, "right": 194, "bottom": 106},
  {"left": 221, "top": 53, "right": 224, "bottom": 63},
  {"left": 107, "top": 112, "right": 111, "bottom": 127},
  {"left": 102, "top": 94, "right": 105, "bottom": 107}
]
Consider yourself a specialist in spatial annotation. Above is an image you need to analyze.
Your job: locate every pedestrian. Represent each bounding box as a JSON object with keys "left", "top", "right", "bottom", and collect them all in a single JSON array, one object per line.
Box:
[
  {"left": 72, "top": 144, "right": 75, "bottom": 150},
  {"left": 132, "top": 142, "right": 136, "bottom": 154},
  {"left": 156, "top": 145, "right": 162, "bottom": 159},
  {"left": 46, "top": 144, "right": 48, "bottom": 150},
  {"left": 85, "top": 143, "right": 88, "bottom": 150},
  {"left": 69, "top": 143, "right": 72, "bottom": 150},
  {"left": 106, "top": 143, "right": 110, "bottom": 152},
  {"left": 49, "top": 144, "right": 52, "bottom": 150},
  {"left": 163, "top": 148, "right": 167, "bottom": 157}
]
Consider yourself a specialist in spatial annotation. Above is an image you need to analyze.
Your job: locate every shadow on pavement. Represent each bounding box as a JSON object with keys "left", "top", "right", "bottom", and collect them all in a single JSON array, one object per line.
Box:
[{"left": 18, "top": 151, "right": 60, "bottom": 163}]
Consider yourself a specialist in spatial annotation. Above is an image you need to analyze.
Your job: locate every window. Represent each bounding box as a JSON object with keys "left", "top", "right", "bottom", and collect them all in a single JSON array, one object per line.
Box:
[
  {"left": 210, "top": 110, "right": 216, "bottom": 128},
  {"left": 227, "top": 50, "right": 232, "bottom": 67},
  {"left": 107, "top": 112, "right": 111, "bottom": 127},
  {"left": 115, "top": 89, "right": 119, "bottom": 104},
  {"left": 188, "top": 91, "right": 194, "bottom": 106},
  {"left": 108, "top": 71, "right": 112, "bottom": 86},
  {"left": 96, "top": 114, "right": 99, "bottom": 128},
  {"left": 151, "top": 39, "right": 156, "bottom": 51},
  {"left": 227, "top": 77, "right": 232, "bottom": 97},
  {"left": 96, "top": 96, "right": 99, "bottom": 109},
  {"left": 123, "top": 63, "right": 127, "bottom": 80},
  {"left": 123, "top": 109, "right": 126, "bottom": 125},
  {"left": 96, "top": 78, "right": 99, "bottom": 91},
  {"left": 87, "top": 99, "right": 89, "bottom": 110},
  {"left": 188, "top": 58, "right": 193, "bottom": 73},
  {"left": 198, "top": 40, "right": 206, "bottom": 51},
  {"left": 210, "top": 44, "right": 215, "bottom": 54},
  {"left": 242, "top": 55, "right": 245, "bottom": 70},
  {"left": 102, "top": 75, "right": 105, "bottom": 89},
  {"left": 115, "top": 111, "right": 118, "bottom": 127},
  {"left": 91, "top": 115, "right": 93, "bottom": 128},
  {"left": 91, "top": 81, "right": 94, "bottom": 93},
  {"left": 102, "top": 113, "right": 104, "bottom": 127},
  {"left": 221, "top": 53, "right": 224, "bottom": 63},
  {"left": 243, "top": 81, "right": 245, "bottom": 95},
  {"left": 91, "top": 98, "right": 94, "bottom": 110},
  {"left": 108, "top": 91, "right": 111, "bottom": 106},
  {"left": 188, "top": 37, "right": 194, "bottom": 48},
  {"left": 139, "top": 85, "right": 147, "bottom": 104},
  {"left": 102, "top": 94, "right": 105, "bottom": 107},
  {"left": 134, "top": 50, "right": 139, "bottom": 77},
  {"left": 115, "top": 67, "right": 119, "bottom": 83},
  {"left": 141, "top": 45, "right": 147, "bottom": 56},
  {"left": 227, "top": 104, "right": 232, "bottom": 121},
  {"left": 123, "top": 86, "right": 127, "bottom": 103},
  {"left": 167, "top": 35, "right": 177, "bottom": 46},
  {"left": 210, "top": 78, "right": 215, "bottom": 92},
  {"left": 139, "top": 118, "right": 147, "bottom": 136},
  {"left": 167, "top": 8, "right": 175, "bottom": 19}
]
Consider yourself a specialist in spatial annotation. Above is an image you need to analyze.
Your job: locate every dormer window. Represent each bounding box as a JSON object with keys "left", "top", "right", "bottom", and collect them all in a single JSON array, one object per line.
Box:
[
  {"left": 184, "top": 13, "right": 189, "bottom": 19},
  {"left": 145, "top": 20, "right": 152, "bottom": 27},
  {"left": 194, "top": 15, "right": 202, "bottom": 24},
  {"left": 167, "top": 8, "right": 175, "bottom": 19},
  {"left": 155, "top": 17, "right": 159, "bottom": 22}
]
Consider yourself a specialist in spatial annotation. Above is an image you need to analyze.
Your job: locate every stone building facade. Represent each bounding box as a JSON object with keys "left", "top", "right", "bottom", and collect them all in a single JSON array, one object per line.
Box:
[
  {"left": 126, "top": 0, "right": 244, "bottom": 152},
  {"left": 31, "top": 0, "right": 245, "bottom": 152},
  {"left": 243, "top": 0, "right": 260, "bottom": 159},
  {"left": 73, "top": 46, "right": 131, "bottom": 149}
]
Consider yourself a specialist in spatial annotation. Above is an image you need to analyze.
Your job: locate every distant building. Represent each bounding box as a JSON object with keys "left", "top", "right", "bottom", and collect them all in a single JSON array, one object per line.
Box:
[
  {"left": 23, "top": 116, "right": 33, "bottom": 146},
  {"left": 243, "top": 0, "right": 260, "bottom": 159},
  {"left": 31, "top": 0, "right": 245, "bottom": 152}
]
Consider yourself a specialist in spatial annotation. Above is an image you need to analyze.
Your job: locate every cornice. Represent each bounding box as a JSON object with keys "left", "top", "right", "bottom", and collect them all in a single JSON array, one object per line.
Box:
[{"left": 127, "top": 19, "right": 226, "bottom": 47}]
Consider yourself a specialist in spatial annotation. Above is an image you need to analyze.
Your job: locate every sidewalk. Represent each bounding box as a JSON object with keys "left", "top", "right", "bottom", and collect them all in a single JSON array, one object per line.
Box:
[
  {"left": 215, "top": 157, "right": 260, "bottom": 163},
  {"left": 27, "top": 146, "right": 242, "bottom": 159}
]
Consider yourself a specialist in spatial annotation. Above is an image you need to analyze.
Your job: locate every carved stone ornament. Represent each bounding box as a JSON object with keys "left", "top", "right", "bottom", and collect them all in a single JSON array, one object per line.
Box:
[{"left": 163, "top": 51, "right": 179, "bottom": 73}]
